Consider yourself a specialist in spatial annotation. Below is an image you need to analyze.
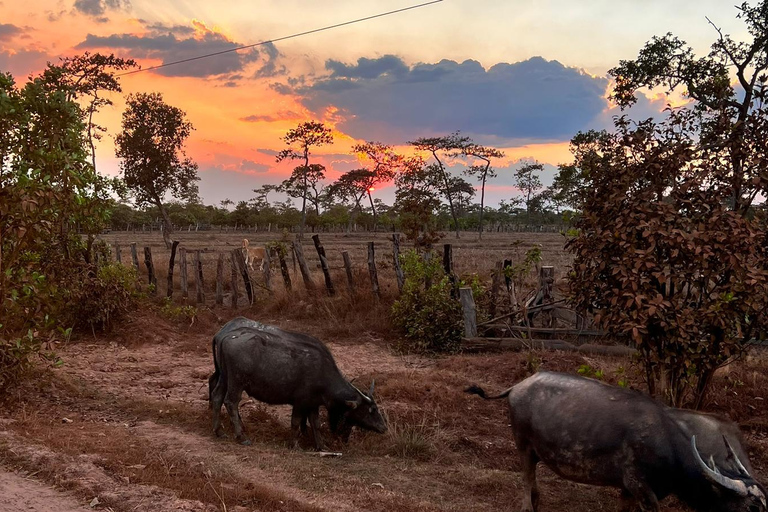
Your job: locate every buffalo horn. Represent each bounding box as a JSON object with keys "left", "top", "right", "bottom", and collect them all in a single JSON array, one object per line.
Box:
[
  {"left": 722, "top": 435, "right": 751, "bottom": 477},
  {"left": 351, "top": 384, "right": 372, "bottom": 403},
  {"left": 692, "top": 436, "right": 748, "bottom": 496}
]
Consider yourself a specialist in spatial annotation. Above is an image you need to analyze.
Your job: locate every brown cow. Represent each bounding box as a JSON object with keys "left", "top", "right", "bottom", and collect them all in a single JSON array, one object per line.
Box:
[{"left": 241, "top": 239, "right": 267, "bottom": 272}]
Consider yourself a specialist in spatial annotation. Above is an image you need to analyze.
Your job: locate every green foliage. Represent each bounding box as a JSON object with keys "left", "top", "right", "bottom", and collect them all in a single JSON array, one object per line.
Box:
[
  {"left": 115, "top": 92, "right": 199, "bottom": 247},
  {"left": 1, "top": 58, "right": 130, "bottom": 393},
  {"left": 159, "top": 297, "right": 198, "bottom": 324},
  {"left": 577, "top": 364, "right": 605, "bottom": 380},
  {"left": 391, "top": 250, "right": 462, "bottom": 354}
]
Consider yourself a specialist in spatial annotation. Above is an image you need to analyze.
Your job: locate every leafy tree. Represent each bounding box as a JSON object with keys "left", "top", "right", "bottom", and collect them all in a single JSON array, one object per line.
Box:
[
  {"left": 610, "top": 1, "right": 768, "bottom": 214},
  {"left": 115, "top": 92, "right": 199, "bottom": 248},
  {"left": 567, "top": 1, "right": 768, "bottom": 408},
  {"left": 394, "top": 156, "right": 441, "bottom": 247},
  {"left": 543, "top": 163, "right": 587, "bottom": 213},
  {"left": 41, "top": 52, "right": 137, "bottom": 172},
  {"left": 353, "top": 141, "right": 404, "bottom": 229},
  {"left": 327, "top": 168, "right": 372, "bottom": 231},
  {"left": 276, "top": 121, "right": 333, "bottom": 239},
  {"left": 280, "top": 163, "right": 326, "bottom": 221},
  {"left": 461, "top": 144, "right": 504, "bottom": 239},
  {"left": 513, "top": 161, "right": 544, "bottom": 215},
  {"left": 409, "top": 132, "right": 472, "bottom": 238}
]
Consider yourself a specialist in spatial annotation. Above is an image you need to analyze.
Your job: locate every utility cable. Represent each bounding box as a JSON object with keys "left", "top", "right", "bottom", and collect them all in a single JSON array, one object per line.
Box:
[{"left": 117, "top": 0, "right": 443, "bottom": 77}]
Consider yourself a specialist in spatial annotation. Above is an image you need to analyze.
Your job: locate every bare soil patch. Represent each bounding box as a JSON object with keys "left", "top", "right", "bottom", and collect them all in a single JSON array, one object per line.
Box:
[{"left": 3, "top": 228, "right": 768, "bottom": 511}]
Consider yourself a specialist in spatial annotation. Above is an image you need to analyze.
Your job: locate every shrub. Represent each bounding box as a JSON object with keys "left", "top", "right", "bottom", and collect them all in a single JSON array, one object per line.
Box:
[
  {"left": 59, "top": 263, "right": 140, "bottom": 331},
  {"left": 391, "top": 250, "right": 463, "bottom": 354}
]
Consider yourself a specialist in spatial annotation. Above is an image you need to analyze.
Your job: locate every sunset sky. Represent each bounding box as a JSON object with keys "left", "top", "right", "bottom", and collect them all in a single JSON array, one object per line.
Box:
[{"left": 0, "top": 0, "right": 751, "bottom": 207}]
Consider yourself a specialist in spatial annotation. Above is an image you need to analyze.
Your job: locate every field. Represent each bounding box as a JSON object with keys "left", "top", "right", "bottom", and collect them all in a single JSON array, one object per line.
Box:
[{"left": 1, "top": 231, "right": 767, "bottom": 512}]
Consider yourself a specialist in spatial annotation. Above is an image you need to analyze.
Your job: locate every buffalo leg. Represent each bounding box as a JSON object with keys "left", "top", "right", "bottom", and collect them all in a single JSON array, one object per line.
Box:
[
  {"left": 621, "top": 473, "right": 658, "bottom": 512},
  {"left": 210, "top": 376, "right": 226, "bottom": 438},
  {"left": 308, "top": 407, "right": 325, "bottom": 451},
  {"left": 519, "top": 448, "right": 540, "bottom": 512},
  {"left": 290, "top": 407, "right": 305, "bottom": 448},
  {"left": 224, "top": 389, "right": 250, "bottom": 445}
]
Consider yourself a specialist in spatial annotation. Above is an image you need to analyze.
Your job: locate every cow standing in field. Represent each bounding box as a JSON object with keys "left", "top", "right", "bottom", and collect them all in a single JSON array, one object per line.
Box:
[
  {"left": 209, "top": 317, "right": 387, "bottom": 450},
  {"left": 241, "top": 239, "right": 267, "bottom": 273},
  {"left": 467, "top": 371, "right": 766, "bottom": 512}
]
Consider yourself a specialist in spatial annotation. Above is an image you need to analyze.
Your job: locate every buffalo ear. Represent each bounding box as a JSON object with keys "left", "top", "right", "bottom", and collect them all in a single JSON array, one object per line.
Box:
[{"left": 345, "top": 400, "right": 358, "bottom": 409}]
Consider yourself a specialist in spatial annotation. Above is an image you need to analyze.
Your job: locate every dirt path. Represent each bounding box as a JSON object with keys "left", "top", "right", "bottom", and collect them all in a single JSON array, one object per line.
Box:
[
  {"left": 0, "top": 468, "right": 92, "bottom": 512},
  {"left": 1, "top": 310, "right": 766, "bottom": 512}
]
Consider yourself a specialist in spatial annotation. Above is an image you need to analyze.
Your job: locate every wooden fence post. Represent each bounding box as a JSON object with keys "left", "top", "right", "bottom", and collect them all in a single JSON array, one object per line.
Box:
[
  {"left": 115, "top": 243, "right": 122, "bottom": 264},
  {"left": 292, "top": 240, "right": 315, "bottom": 291},
  {"left": 443, "top": 243, "right": 457, "bottom": 298},
  {"left": 230, "top": 251, "right": 240, "bottom": 308},
  {"left": 215, "top": 253, "right": 225, "bottom": 305},
  {"left": 311, "top": 234, "right": 335, "bottom": 296},
  {"left": 130, "top": 243, "right": 139, "bottom": 270},
  {"left": 367, "top": 242, "right": 380, "bottom": 299},
  {"left": 262, "top": 247, "right": 272, "bottom": 292},
  {"left": 194, "top": 250, "right": 205, "bottom": 304},
  {"left": 460, "top": 287, "right": 478, "bottom": 338},
  {"left": 167, "top": 240, "right": 179, "bottom": 298},
  {"left": 278, "top": 249, "right": 292, "bottom": 292},
  {"left": 490, "top": 260, "right": 503, "bottom": 317},
  {"left": 232, "top": 248, "right": 253, "bottom": 304},
  {"left": 144, "top": 246, "right": 157, "bottom": 294},
  {"left": 342, "top": 250, "right": 355, "bottom": 295},
  {"left": 179, "top": 248, "right": 188, "bottom": 299},
  {"left": 392, "top": 234, "right": 404, "bottom": 293}
]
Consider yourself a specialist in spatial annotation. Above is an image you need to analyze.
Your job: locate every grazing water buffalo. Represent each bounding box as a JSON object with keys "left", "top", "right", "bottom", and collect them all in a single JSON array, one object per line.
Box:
[
  {"left": 466, "top": 371, "right": 766, "bottom": 512},
  {"left": 209, "top": 317, "right": 387, "bottom": 449}
]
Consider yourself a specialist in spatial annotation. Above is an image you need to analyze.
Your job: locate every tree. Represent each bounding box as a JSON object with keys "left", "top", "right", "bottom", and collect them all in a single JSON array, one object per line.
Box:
[
  {"left": 327, "top": 168, "right": 372, "bottom": 232},
  {"left": 513, "top": 161, "right": 544, "bottom": 215},
  {"left": 276, "top": 121, "right": 333, "bottom": 239},
  {"left": 394, "top": 155, "right": 441, "bottom": 247},
  {"left": 353, "top": 141, "right": 403, "bottom": 230},
  {"left": 462, "top": 144, "right": 504, "bottom": 239},
  {"left": 610, "top": 1, "right": 768, "bottom": 214},
  {"left": 409, "top": 132, "right": 471, "bottom": 238},
  {"left": 41, "top": 52, "right": 137, "bottom": 172},
  {"left": 115, "top": 92, "right": 199, "bottom": 248},
  {"left": 567, "top": 1, "right": 768, "bottom": 408},
  {"left": 543, "top": 163, "right": 587, "bottom": 213},
  {"left": 280, "top": 163, "right": 326, "bottom": 221}
]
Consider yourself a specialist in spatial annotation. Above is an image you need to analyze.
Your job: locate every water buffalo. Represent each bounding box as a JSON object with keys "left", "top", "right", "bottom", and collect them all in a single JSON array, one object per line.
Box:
[
  {"left": 209, "top": 317, "right": 387, "bottom": 449},
  {"left": 466, "top": 371, "right": 766, "bottom": 512}
]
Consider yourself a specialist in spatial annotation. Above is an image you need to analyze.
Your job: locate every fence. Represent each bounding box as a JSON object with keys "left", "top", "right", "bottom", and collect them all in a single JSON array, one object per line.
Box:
[{"left": 112, "top": 234, "right": 426, "bottom": 308}]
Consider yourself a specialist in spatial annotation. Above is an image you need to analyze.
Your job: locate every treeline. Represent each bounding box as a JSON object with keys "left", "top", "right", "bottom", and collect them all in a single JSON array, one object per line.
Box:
[{"left": 105, "top": 197, "right": 569, "bottom": 233}]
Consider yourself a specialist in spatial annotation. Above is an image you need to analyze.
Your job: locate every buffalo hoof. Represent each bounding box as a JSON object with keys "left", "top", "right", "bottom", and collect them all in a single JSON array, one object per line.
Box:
[
  {"left": 214, "top": 431, "right": 227, "bottom": 439},
  {"left": 239, "top": 438, "right": 252, "bottom": 446}
]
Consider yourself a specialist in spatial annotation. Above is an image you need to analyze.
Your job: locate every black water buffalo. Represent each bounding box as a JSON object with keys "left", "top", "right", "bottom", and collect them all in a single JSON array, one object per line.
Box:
[
  {"left": 209, "top": 317, "right": 387, "bottom": 449},
  {"left": 467, "top": 371, "right": 766, "bottom": 512}
]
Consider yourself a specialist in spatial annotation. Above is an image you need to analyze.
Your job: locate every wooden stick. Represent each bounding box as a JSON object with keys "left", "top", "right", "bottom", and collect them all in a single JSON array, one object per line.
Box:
[
  {"left": 392, "top": 234, "right": 404, "bottom": 293},
  {"left": 144, "top": 246, "right": 157, "bottom": 294},
  {"left": 194, "top": 250, "right": 205, "bottom": 304},
  {"left": 367, "top": 242, "right": 380, "bottom": 299},
  {"left": 232, "top": 248, "right": 253, "bottom": 304},
  {"left": 179, "top": 248, "right": 188, "bottom": 299},
  {"left": 130, "top": 242, "right": 139, "bottom": 270},
  {"left": 215, "top": 252, "right": 224, "bottom": 305},
  {"left": 278, "top": 249, "right": 292, "bottom": 292},
  {"left": 262, "top": 246, "right": 272, "bottom": 292},
  {"left": 312, "top": 234, "right": 335, "bottom": 296},
  {"left": 292, "top": 240, "right": 315, "bottom": 291},
  {"left": 460, "top": 287, "right": 477, "bottom": 337},
  {"left": 230, "top": 251, "right": 240, "bottom": 308},
  {"left": 166, "top": 240, "right": 179, "bottom": 298},
  {"left": 115, "top": 243, "right": 122, "bottom": 264},
  {"left": 342, "top": 250, "right": 355, "bottom": 295}
]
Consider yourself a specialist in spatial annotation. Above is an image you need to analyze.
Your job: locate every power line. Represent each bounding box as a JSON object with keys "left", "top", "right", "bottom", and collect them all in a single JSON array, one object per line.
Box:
[{"left": 117, "top": 0, "right": 443, "bottom": 77}]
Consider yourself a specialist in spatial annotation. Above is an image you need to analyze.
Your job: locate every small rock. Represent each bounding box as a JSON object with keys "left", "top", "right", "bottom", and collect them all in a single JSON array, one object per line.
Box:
[
  {"left": 62, "top": 417, "right": 73, "bottom": 424},
  {"left": 90, "top": 496, "right": 100, "bottom": 508},
  {"left": 372, "top": 482, "right": 385, "bottom": 489}
]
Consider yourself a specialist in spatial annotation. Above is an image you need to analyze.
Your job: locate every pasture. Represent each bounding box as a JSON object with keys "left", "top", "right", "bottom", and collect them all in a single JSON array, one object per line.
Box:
[{"left": 0, "top": 231, "right": 766, "bottom": 512}]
